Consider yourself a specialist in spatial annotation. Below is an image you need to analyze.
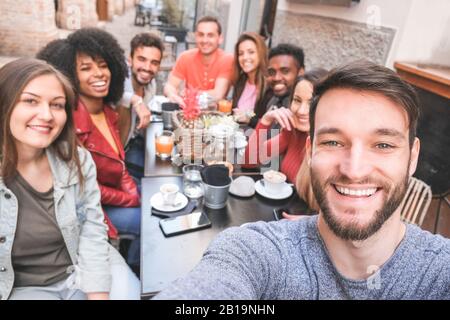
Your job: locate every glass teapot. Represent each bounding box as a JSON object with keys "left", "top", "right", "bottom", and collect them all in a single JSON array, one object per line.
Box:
[
  {"left": 197, "top": 92, "right": 217, "bottom": 111},
  {"left": 203, "top": 124, "right": 235, "bottom": 163}
]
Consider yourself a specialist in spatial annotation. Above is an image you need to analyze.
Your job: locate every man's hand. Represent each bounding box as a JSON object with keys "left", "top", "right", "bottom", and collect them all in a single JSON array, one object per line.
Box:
[
  {"left": 87, "top": 292, "right": 110, "bottom": 300},
  {"left": 131, "top": 95, "right": 151, "bottom": 130},
  {"left": 233, "top": 108, "right": 252, "bottom": 124},
  {"left": 134, "top": 101, "right": 151, "bottom": 130},
  {"left": 168, "top": 93, "right": 186, "bottom": 108},
  {"left": 282, "top": 212, "right": 307, "bottom": 221},
  {"left": 261, "top": 107, "right": 296, "bottom": 131},
  {"left": 164, "top": 74, "right": 186, "bottom": 108}
]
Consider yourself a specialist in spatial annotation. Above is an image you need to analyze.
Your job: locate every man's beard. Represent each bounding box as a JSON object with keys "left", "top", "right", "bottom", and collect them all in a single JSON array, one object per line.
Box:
[
  {"left": 311, "top": 167, "right": 409, "bottom": 241},
  {"left": 132, "top": 69, "right": 154, "bottom": 86}
]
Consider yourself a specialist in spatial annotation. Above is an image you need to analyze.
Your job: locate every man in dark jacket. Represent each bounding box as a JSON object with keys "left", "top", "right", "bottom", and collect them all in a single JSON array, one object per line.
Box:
[{"left": 249, "top": 43, "right": 305, "bottom": 128}]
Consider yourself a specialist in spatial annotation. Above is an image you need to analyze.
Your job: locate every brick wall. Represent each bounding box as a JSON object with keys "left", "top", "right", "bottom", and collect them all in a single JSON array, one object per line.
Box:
[
  {"left": 124, "top": 0, "right": 136, "bottom": 10},
  {"left": 107, "top": 0, "right": 115, "bottom": 21},
  {"left": 0, "top": 0, "right": 58, "bottom": 57},
  {"left": 114, "top": 0, "right": 124, "bottom": 15},
  {"left": 56, "top": 0, "right": 98, "bottom": 29},
  {"left": 0, "top": 0, "right": 133, "bottom": 57}
]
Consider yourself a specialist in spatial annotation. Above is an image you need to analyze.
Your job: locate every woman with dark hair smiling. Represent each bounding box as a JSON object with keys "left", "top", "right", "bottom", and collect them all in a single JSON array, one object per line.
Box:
[
  {"left": 0, "top": 58, "right": 139, "bottom": 300},
  {"left": 243, "top": 69, "right": 328, "bottom": 184},
  {"left": 37, "top": 28, "right": 141, "bottom": 272}
]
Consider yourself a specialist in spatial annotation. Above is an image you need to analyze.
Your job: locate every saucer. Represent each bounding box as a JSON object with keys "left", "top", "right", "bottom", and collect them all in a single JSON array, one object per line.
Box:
[
  {"left": 150, "top": 192, "right": 188, "bottom": 212},
  {"left": 254, "top": 180, "right": 293, "bottom": 200}
]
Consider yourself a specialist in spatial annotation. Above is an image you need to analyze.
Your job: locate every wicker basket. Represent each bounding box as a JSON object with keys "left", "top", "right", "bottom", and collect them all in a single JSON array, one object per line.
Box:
[{"left": 171, "top": 111, "right": 222, "bottom": 161}]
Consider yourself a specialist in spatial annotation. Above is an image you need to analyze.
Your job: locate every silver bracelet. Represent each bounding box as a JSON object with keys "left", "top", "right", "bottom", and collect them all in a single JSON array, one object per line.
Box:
[{"left": 132, "top": 97, "right": 144, "bottom": 109}]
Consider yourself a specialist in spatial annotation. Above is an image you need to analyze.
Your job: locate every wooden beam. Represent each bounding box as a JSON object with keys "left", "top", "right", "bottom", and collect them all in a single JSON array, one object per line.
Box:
[{"left": 394, "top": 62, "right": 450, "bottom": 99}]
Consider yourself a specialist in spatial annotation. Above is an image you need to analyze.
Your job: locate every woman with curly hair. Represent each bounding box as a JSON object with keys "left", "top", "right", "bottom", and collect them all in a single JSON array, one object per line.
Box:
[
  {"left": 37, "top": 28, "right": 141, "bottom": 271},
  {"left": 231, "top": 32, "right": 268, "bottom": 124}
]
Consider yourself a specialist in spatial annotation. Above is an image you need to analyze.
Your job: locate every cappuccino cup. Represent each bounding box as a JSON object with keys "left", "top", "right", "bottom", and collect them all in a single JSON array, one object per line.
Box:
[
  {"left": 263, "top": 170, "right": 287, "bottom": 195},
  {"left": 160, "top": 183, "right": 179, "bottom": 206}
]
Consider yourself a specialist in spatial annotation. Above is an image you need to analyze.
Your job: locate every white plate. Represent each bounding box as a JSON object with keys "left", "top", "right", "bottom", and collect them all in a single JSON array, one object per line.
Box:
[
  {"left": 150, "top": 192, "right": 188, "bottom": 212},
  {"left": 254, "top": 180, "right": 293, "bottom": 200}
]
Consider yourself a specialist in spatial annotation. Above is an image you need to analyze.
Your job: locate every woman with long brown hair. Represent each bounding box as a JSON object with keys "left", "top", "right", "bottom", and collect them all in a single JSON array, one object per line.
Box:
[
  {"left": 231, "top": 32, "right": 268, "bottom": 124},
  {"left": 243, "top": 69, "right": 328, "bottom": 184},
  {"left": 0, "top": 58, "right": 139, "bottom": 300}
]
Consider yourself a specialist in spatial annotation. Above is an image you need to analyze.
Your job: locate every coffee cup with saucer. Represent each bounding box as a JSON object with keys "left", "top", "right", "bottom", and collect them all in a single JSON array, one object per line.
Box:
[
  {"left": 255, "top": 171, "right": 293, "bottom": 200},
  {"left": 263, "top": 170, "right": 287, "bottom": 194},
  {"left": 151, "top": 183, "right": 188, "bottom": 212}
]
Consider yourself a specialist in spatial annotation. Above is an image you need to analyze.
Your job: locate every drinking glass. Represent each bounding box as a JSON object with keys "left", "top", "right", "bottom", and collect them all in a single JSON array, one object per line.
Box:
[
  {"left": 182, "top": 164, "right": 204, "bottom": 198},
  {"left": 155, "top": 130, "right": 174, "bottom": 160},
  {"left": 218, "top": 99, "right": 232, "bottom": 113}
]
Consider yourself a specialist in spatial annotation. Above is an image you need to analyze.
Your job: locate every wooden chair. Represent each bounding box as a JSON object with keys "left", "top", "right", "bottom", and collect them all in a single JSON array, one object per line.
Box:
[
  {"left": 433, "top": 189, "right": 449, "bottom": 234},
  {"left": 400, "top": 177, "right": 432, "bottom": 227}
]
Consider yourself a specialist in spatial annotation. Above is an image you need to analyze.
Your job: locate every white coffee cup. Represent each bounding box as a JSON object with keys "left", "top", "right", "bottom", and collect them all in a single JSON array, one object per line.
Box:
[
  {"left": 160, "top": 183, "right": 179, "bottom": 206},
  {"left": 262, "top": 170, "right": 287, "bottom": 195}
]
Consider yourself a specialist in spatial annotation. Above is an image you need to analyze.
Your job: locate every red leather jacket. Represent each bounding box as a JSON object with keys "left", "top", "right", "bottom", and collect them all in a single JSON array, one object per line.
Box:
[{"left": 73, "top": 100, "right": 140, "bottom": 208}]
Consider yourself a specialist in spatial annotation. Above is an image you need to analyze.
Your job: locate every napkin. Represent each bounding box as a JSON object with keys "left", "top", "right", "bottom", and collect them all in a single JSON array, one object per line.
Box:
[
  {"left": 229, "top": 176, "right": 255, "bottom": 197},
  {"left": 151, "top": 201, "right": 197, "bottom": 218}
]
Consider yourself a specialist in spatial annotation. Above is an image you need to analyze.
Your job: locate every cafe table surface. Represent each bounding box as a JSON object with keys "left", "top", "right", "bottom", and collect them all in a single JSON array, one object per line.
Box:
[{"left": 140, "top": 175, "right": 312, "bottom": 299}]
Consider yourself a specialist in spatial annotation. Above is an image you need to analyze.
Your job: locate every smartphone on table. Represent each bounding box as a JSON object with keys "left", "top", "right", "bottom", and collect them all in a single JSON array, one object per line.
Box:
[{"left": 159, "top": 210, "right": 212, "bottom": 237}]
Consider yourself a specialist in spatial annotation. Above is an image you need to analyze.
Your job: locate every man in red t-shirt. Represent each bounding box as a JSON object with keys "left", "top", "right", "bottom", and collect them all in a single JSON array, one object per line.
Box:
[{"left": 164, "top": 16, "right": 234, "bottom": 107}]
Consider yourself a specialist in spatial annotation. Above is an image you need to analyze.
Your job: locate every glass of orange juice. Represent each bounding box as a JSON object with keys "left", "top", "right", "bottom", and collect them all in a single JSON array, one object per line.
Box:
[
  {"left": 155, "top": 130, "right": 174, "bottom": 160},
  {"left": 218, "top": 99, "right": 232, "bottom": 113}
]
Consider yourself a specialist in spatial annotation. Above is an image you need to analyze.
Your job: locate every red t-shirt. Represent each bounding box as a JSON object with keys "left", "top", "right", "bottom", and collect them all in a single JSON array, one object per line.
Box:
[
  {"left": 171, "top": 48, "right": 234, "bottom": 90},
  {"left": 243, "top": 121, "right": 308, "bottom": 183}
]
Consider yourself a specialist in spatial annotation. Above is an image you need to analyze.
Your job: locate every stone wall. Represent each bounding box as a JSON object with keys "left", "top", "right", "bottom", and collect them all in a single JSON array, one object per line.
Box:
[
  {"left": 56, "top": 0, "right": 98, "bottom": 29},
  {"left": 0, "top": 0, "right": 59, "bottom": 57},
  {"left": 272, "top": 11, "right": 396, "bottom": 70}
]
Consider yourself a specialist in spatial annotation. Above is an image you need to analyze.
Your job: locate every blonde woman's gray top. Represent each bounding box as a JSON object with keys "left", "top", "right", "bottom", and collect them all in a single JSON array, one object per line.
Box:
[{"left": 0, "top": 147, "right": 111, "bottom": 300}]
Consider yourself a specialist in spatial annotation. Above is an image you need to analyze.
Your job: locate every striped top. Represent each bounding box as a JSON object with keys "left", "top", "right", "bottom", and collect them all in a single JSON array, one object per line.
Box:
[{"left": 243, "top": 121, "right": 308, "bottom": 183}]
